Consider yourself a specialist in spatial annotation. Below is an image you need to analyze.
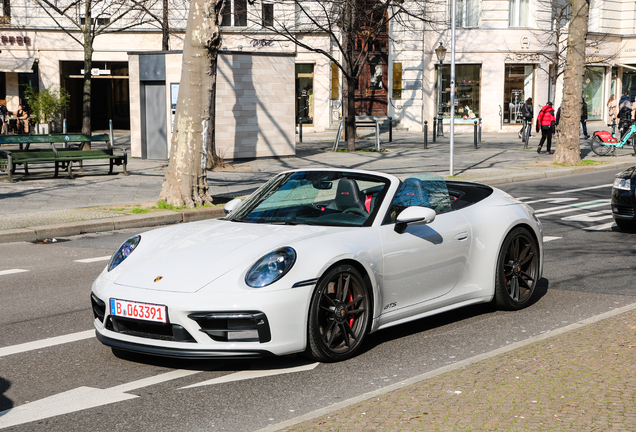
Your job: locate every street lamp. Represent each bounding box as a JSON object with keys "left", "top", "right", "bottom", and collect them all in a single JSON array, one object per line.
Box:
[{"left": 435, "top": 42, "right": 447, "bottom": 138}]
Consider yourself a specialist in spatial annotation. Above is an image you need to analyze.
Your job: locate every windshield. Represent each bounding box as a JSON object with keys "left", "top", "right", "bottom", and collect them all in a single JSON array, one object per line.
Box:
[{"left": 227, "top": 171, "right": 390, "bottom": 227}]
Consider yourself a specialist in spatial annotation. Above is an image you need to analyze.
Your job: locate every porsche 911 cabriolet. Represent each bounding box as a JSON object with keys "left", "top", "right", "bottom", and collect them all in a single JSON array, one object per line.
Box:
[{"left": 91, "top": 169, "right": 543, "bottom": 362}]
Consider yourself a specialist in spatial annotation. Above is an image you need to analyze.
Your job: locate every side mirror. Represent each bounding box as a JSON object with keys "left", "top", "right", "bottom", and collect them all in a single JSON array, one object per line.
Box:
[
  {"left": 224, "top": 198, "right": 242, "bottom": 215},
  {"left": 395, "top": 206, "right": 436, "bottom": 234}
]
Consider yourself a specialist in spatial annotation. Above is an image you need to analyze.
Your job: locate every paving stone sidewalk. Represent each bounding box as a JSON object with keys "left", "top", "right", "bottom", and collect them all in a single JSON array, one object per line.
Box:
[{"left": 277, "top": 306, "right": 636, "bottom": 431}]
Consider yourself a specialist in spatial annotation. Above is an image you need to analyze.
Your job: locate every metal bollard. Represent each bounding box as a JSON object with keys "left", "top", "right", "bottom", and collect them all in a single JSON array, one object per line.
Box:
[
  {"left": 424, "top": 121, "right": 428, "bottom": 149},
  {"left": 433, "top": 117, "right": 437, "bottom": 143},
  {"left": 437, "top": 113, "right": 444, "bottom": 137},
  {"left": 344, "top": 116, "right": 348, "bottom": 142},
  {"left": 388, "top": 116, "right": 393, "bottom": 143},
  {"left": 474, "top": 120, "right": 478, "bottom": 149},
  {"left": 478, "top": 118, "right": 482, "bottom": 142},
  {"left": 299, "top": 118, "right": 303, "bottom": 143}
]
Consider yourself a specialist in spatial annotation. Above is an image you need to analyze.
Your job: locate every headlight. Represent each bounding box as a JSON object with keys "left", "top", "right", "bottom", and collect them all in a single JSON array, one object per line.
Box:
[
  {"left": 108, "top": 235, "right": 141, "bottom": 272},
  {"left": 245, "top": 247, "right": 296, "bottom": 288},
  {"left": 613, "top": 178, "right": 631, "bottom": 191}
]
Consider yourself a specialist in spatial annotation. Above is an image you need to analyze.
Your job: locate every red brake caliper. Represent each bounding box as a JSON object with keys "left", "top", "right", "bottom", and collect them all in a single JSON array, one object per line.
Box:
[{"left": 346, "top": 290, "right": 354, "bottom": 326}]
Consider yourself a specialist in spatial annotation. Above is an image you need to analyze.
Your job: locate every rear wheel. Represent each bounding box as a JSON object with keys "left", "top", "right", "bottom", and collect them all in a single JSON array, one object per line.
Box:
[
  {"left": 495, "top": 228, "right": 540, "bottom": 311},
  {"left": 306, "top": 265, "right": 370, "bottom": 362},
  {"left": 590, "top": 135, "right": 614, "bottom": 156},
  {"left": 614, "top": 218, "right": 636, "bottom": 231}
]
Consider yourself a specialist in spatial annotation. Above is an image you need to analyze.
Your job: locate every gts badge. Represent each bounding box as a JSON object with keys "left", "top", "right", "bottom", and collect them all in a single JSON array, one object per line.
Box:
[{"left": 383, "top": 302, "right": 397, "bottom": 310}]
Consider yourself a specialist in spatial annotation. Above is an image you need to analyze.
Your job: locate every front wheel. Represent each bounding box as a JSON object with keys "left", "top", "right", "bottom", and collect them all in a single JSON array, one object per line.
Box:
[
  {"left": 614, "top": 218, "right": 636, "bottom": 231},
  {"left": 306, "top": 265, "right": 370, "bottom": 362},
  {"left": 494, "top": 227, "right": 540, "bottom": 311},
  {"left": 591, "top": 135, "right": 614, "bottom": 156}
]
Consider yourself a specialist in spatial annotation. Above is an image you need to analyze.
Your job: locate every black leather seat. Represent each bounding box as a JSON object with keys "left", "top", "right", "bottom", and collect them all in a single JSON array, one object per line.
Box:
[{"left": 331, "top": 178, "right": 366, "bottom": 212}]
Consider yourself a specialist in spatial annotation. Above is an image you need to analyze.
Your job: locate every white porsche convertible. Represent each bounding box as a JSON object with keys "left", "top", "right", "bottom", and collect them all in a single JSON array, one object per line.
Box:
[{"left": 91, "top": 169, "right": 543, "bottom": 362}]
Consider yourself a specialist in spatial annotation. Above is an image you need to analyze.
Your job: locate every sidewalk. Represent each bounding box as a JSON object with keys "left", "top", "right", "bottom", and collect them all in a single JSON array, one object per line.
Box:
[
  {"left": 274, "top": 304, "right": 636, "bottom": 431},
  {"left": 1, "top": 122, "right": 634, "bottom": 243}
]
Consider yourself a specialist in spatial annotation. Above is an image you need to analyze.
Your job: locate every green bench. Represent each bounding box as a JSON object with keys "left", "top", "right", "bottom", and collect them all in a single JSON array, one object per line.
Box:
[{"left": 0, "top": 134, "right": 128, "bottom": 182}]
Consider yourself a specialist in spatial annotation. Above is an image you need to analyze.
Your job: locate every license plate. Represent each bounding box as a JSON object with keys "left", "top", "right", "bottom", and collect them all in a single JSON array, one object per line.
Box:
[{"left": 110, "top": 299, "right": 167, "bottom": 323}]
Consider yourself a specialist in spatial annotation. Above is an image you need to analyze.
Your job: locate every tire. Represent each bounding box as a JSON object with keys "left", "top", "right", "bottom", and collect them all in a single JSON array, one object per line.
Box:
[
  {"left": 614, "top": 218, "right": 636, "bottom": 231},
  {"left": 590, "top": 135, "right": 614, "bottom": 156},
  {"left": 306, "top": 264, "right": 371, "bottom": 362},
  {"left": 494, "top": 227, "right": 540, "bottom": 311}
]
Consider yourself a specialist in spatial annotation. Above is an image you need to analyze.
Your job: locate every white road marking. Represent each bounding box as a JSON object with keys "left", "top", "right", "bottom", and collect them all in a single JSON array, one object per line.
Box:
[
  {"left": 584, "top": 222, "right": 617, "bottom": 231},
  {"left": 542, "top": 236, "right": 562, "bottom": 242},
  {"left": 0, "top": 370, "right": 202, "bottom": 429},
  {"left": 561, "top": 210, "right": 613, "bottom": 222},
  {"left": 74, "top": 256, "right": 111, "bottom": 263},
  {"left": 0, "top": 269, "right": 28, "bottom": 276},
  {"left": 0, "top": 330, "right": 94, "bottom": 358},
  {"left": 180, "top": 361, "right": 320, "bottom": 389},
  {"left": 522, "top": 197, "right": 578, "bottom": 205},
  {"left": 535, "top": 199, "right": 610, "bottom": 217},
  {"left": 548, "top": 184, "right": 613, "bottom": 194}
]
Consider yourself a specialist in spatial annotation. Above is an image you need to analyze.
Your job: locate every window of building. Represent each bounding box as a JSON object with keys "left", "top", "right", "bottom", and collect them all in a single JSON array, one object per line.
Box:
[
  {"left": 508, "top": 0, "right": 528, "bottom": 27},
  {"left": 222, "top": 0, "right": 247, "bottom": 27},
  {"left": 331, "top": 63, "right": 339, "bottom": 100},
  {"left": 296, "top": 64, "right": 314, "bottom": 125},
  {"left": 504, "top": 64, "right": 534, "bottom": 124},
  {"left": 392, "top": 63, "right": 402, "bottom": 99},
  {"left": 583, "top": 66, "right": 604, "bottom": 120},
  {"left": 449, "top": 0, "right": 479, "bottom": 27},
  {"left": 1, "top": 0, "right": 10, "bottom": 24},
  {"left": 262, "top": 1, "right": 273, "bottom": 27},
  {"left": 439, "top": 64, "right": 481, "bottom": 123}
]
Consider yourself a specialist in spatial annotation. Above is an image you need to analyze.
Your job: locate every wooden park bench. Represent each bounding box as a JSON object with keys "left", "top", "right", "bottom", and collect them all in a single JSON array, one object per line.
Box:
[{"left": 0, "top": 134, "right": 128, "bottom": 182}]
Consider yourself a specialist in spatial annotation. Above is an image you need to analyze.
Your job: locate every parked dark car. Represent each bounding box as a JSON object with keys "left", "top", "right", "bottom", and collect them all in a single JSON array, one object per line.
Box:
[{"left": 611, "top": 166, "right": 636, "bottom": 230}]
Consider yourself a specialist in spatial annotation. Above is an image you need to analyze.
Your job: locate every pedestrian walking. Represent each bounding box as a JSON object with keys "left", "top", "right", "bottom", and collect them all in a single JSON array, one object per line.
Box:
[
  {"left": 580, "top": 97, "right": 590, "bottom": 139},
  {"left": 607, "top": 94, "right": 617, "bottom": 125},
  {"left": 536, "top": 102, "right": 556, "bottom": 155},
  {"left": 518, "top": 98, "right": 533, "bottom": 141}
]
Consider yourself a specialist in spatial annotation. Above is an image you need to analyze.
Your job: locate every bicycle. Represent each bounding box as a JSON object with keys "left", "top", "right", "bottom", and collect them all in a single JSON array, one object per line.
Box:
[{"left": 590, "top": 117, "right": 636, "bottom": 156}]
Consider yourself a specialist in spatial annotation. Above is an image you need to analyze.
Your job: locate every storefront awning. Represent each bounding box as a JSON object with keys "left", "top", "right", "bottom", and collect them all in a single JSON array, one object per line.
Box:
[
  {"left": 0, "top": 57, "right": 35, "bottom": 73},
  {"left": 617, "top": 63, "right": 636, "bottom": 71}
]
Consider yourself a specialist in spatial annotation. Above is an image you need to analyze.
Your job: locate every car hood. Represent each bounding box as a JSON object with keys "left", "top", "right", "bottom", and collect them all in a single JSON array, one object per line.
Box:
[
  {"left": 114, "top": 220, "right": 338, "bottom": 293},
  {"left": 616, "top": 166, "right": 636, "bottom": 179}
]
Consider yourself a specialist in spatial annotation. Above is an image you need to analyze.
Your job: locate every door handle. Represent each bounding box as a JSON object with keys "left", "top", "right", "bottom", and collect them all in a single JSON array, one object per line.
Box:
[{"left": 454, "top": 232, "right": 469, "bottom": 241}]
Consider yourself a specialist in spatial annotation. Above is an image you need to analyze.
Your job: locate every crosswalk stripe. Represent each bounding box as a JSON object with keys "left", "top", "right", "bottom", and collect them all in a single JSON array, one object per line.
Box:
[
  {"left": 535, "top": 199, "right": 611, "bottom": 217},
  {"left": 548, "top": 184, "right": 613, "bottom": 195},
  {"left": 0, "top": 269, "right": 28, "bottom": 276},
  {"left": 583, "top": 222, "right": 616, "bottom": 231},
  {"left": 74, "top": 256, "right": 111, "bottom": 263}
]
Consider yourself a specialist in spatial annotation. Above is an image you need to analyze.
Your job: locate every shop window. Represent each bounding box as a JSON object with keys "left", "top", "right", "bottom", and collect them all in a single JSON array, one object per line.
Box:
[
  {"left": 262, "top": 2, "right": 273, "bottom": 27},
  {"left": 392, "top": 63, "right": 402, "bottom": 100},
  {"left": 331, "top": 63, "right": 339, "bottom": 100},
  {"left": 296, "top": 64, "right": 314, "bottom": 125},
  {"left": 222, "top": 0, "right": 247, "bottom": 27},
  {"left": 0, "top": 0, "right": 10, "bottom": 24},
  {"left": 449, "top": 0, "right": 479, "bottom": 27},
  {"left": 508, "top": 0, "right": 528, "bottom": 27},
  {"left": 583, "top": 66, "right": 604, "bottom": 121},
  {"left": 504, "top": 64, "right": 534, "bottom": 124},
  {"left": 439, "top": 64, "right": 481, "bottom": 124}
]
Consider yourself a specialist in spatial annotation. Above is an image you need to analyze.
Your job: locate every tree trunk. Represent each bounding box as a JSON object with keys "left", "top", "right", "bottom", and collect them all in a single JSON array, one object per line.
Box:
[
  {"left": 345, "top": 75, "right": 357, "bottom": 152},
  {"left": 554, "top": 0, "right": 589, "bottom": 165},
  {"left": 159, "top": 0, "right": 222, "bottom": 207}
]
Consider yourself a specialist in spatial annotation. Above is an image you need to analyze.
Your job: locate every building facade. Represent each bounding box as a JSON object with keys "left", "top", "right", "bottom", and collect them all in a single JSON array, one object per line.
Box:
[{"left": 1, "top": 0, "right": 635, "bottom": 148}]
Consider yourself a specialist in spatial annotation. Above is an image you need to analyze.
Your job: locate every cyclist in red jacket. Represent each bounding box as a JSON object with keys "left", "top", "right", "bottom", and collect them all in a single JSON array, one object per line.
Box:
[{"left": 536, "top": 101, "right": 556, "bottom": 154}]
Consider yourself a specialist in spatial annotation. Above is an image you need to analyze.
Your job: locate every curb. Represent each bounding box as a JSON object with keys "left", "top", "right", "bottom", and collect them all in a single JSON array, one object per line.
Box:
[{"left": 0, "top": 207, "right": 226, "bottom": 244}]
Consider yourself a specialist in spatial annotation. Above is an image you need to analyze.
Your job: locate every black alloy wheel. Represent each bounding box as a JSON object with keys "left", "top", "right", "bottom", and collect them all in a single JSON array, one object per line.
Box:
[
  {"left": 306, "top": 264, "right": 370, "bottom": 362},
  {"left": 495, "top": 227, "right": 540, "bottom": 311}
]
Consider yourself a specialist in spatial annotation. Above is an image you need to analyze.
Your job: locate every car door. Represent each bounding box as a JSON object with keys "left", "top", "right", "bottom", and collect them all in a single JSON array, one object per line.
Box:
[
  {"left": 376, "top": 175, "right": 471, "bottom": 317},
  {"left": 379, "top": 211, "right": 471, "bottom": 314}
]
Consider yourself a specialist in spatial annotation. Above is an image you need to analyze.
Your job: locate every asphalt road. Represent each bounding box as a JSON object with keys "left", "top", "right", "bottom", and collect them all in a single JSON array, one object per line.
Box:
[{"left": 1, "top": 169, "right": 635, "bottom": 431}]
